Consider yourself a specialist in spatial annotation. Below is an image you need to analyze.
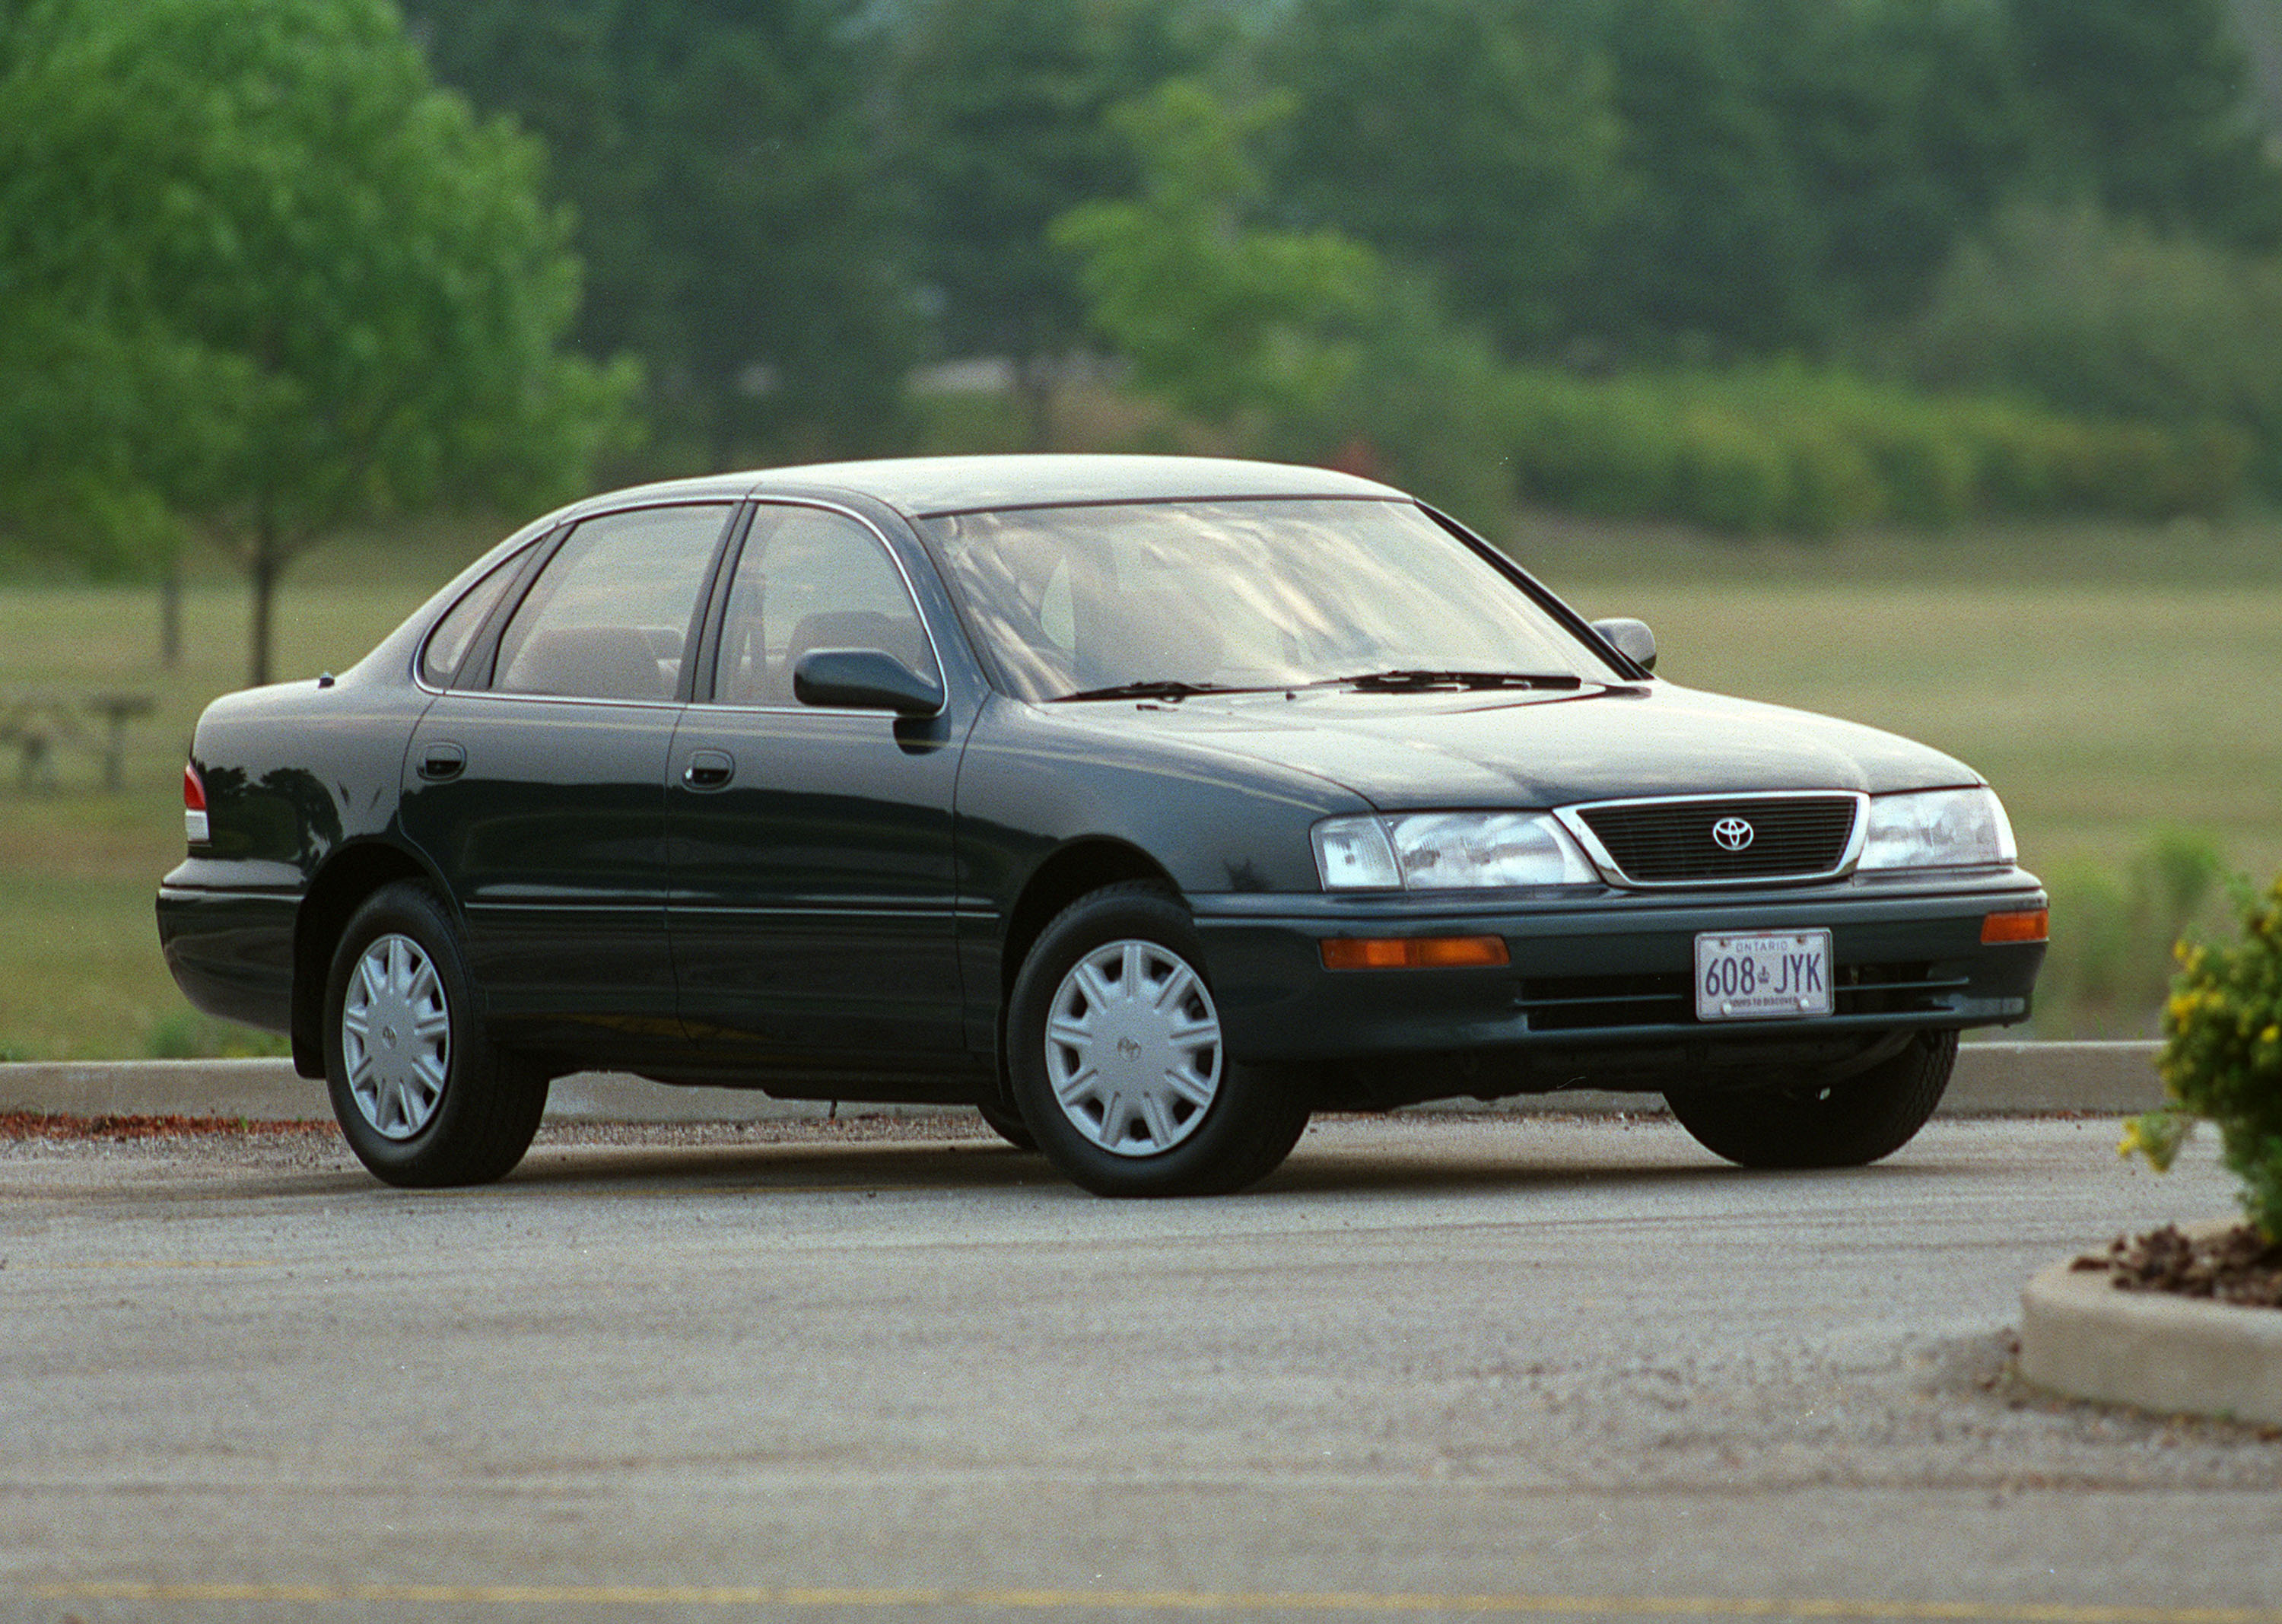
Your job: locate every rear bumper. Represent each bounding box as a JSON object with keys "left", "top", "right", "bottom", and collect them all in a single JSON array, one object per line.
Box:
[
  {"left": 1190, "top": 868, "right": 2045, "bottom": 1093},
  {"left": 155, "top": 865, "right": 298, "bottom": 1035}
]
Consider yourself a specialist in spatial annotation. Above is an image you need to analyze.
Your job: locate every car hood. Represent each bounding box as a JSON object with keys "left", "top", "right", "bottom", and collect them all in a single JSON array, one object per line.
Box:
[{"left": 1041, "top": 681, "right": 1981, "bottom": 810}]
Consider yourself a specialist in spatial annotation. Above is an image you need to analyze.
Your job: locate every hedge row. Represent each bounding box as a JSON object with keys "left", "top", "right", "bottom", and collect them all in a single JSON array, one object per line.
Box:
[{"left": 1501, "top": 366, "right": 2252, "bottom": 536}]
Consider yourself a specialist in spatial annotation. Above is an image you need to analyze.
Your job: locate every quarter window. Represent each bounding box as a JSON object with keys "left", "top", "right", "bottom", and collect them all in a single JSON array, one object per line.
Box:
[
  {"left": 711, "top": 507, "right": 934, "bottom": 705},
  {"left": 420, "top": 548, "right": 530, "bottom": 690},
  {"left": 492, "top": 505, "right": 729, "bottom": 701}
]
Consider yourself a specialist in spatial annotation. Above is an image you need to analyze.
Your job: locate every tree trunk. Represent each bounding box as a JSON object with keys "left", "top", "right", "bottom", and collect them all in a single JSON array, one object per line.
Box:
[
  {"left": 248, "top": 528, "right": 278, "bottom": 688},
  {"left": 159, "top": 554, "right": 182, "bottom": 669},
  {"left": 1018, "top": 353, "right": 1057, "bottom": 451}
]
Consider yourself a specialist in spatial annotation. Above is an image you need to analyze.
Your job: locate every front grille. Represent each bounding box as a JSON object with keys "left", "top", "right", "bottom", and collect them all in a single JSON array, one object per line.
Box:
[
  {"left": 1575, "top": 795, "right": 1858, "bottom": 884},
  {"left": 1516, "top": 960, "right": 1954, "bottom": 1031}
]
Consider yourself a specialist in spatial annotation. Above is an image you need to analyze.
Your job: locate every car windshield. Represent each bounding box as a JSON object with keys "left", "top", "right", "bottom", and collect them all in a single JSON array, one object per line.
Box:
[{"left": 919, "top": 497, "right": 1619, "bottom": 703}]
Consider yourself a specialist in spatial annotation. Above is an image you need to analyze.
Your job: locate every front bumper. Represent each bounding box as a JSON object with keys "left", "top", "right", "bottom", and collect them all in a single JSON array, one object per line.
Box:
[{"left": 1191, "top": 867, "right": 2045, "bottom": 1096}]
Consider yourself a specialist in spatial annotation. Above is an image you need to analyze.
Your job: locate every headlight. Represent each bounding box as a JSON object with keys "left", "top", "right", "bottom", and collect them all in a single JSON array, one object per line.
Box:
[
  {"left": 1312, "top": 812, "right": 1599, "bottom": 891},
  {"left": 1858, "top": 787, "right": 2016, "bottom": 871}
]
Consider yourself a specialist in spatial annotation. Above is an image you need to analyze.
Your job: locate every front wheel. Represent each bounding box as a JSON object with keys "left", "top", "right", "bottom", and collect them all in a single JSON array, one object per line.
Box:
[
  {"left": 1664, "top": 1030, "right": 1957, "bottom": 1169},
  {"left": 1008, "top": 883, "right": 1308, "bottom": 1197},
  {"left": 323, "top": 882, "right": 548, "bottom": 1187},
  {"left": 974, "top": 1098, "right": 1038, "bottom": 1151}
]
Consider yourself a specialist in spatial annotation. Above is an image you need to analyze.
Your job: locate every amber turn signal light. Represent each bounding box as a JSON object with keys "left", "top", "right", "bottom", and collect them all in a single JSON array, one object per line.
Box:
[
  {"left": 1981, "top": 907, "right": 2049, "bottom": 945},
  {"left": 1321, "top": 935, "right": 1511, "bottom": 971}
]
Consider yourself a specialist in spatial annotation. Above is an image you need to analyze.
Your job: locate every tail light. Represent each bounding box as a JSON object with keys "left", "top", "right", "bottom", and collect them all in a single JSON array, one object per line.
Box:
[{"left": 183, "top": 762, "right": 208, "bottom": 845}]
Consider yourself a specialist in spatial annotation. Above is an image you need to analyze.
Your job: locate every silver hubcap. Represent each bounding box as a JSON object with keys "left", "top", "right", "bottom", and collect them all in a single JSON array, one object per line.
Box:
[
  {"left": 342, "top": 933, "right": 450, "bottom": 1141},
  {"left": 1044, "top": 939, "right": 1222, "bottom": 1158}
]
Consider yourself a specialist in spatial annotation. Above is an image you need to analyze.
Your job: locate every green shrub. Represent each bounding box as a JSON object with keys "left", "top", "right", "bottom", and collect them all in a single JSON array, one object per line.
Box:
[
  {"left": 1775, "top": 421, "right": 1883, "bottom": 536},
  {"left": 2034, "top": 828, "right": 2225, "bottom": 1038},
  {"left": 1505, "top": 372, "right": 1675, "bottom": 519},
  {"left": 2124, "top": 874, "right": 2282, "bottom": 1241},
  {"left": 1501, "top": 362, "right": 2245, "bottom": 537},
  {"left": 2038, "top": 859, "right": 2138, "bottom": 1034},
  {"left": 1959, "top": 404, "right": 2087, "bottom": 514},
  {"left": 1897, "top": 202, "right": 2282, "bottom": 496},
  {"left": 1859, "top": 415, "right": 1976, "bottom": 529},
  {"left": 1670, "top": 407, "right": 1789, "bottom": 536}
]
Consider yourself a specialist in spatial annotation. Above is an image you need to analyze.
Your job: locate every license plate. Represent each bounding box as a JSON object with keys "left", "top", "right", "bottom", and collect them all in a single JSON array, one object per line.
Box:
[{"left": 1694, "top": 930, "right": 1833, "bottom": 1022}]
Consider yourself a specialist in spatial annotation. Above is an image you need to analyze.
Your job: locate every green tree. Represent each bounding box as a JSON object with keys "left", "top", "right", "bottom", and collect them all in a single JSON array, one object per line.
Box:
[
  {"left": 891, "top": 0, "right": 1216, "bottom": 443},
  {"left": 0, "top": 0, "right": 632, "bottom": 685},
  {"left": 1054, "top": 81, "right": 1381, "bottom": 425},
  {"left": 406, "top": 0, "right": 917, "bottom": 467},
  {"left": 1055, "top": 79, "right": 1518, "bottom": 523},
  {"left": 2007, "top": 0, "right": 2282, "bottom": 249},
  {"left": 1895, "top": 200, "right": 2282, "bottom": 491},
  {"left": 1585, "top": 0, "right": 2023, "bottom": 356},
  {"left": 1583, "top": 0, "right": 1817, "bottom": 352},
  {"left": 1257, "top": 0, "right": 1626, "bottom": 357}
]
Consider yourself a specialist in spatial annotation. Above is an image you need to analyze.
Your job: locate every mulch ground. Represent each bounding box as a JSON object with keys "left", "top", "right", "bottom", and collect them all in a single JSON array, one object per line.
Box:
[
  {"left": 2076, "top": 1222, "right": 2282, "bottom": 1309},
  {"left": 0, "top": 1109, "right": 994, "bottom": 1148},
  {"left": 0, "top": 1111, "right": 333, "bottom": 1141}
]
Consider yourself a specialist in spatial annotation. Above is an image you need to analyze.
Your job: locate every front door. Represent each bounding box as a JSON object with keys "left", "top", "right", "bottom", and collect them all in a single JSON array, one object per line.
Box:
[{"left": 665, "top": 503, "right": 968, "bottom": 1077}]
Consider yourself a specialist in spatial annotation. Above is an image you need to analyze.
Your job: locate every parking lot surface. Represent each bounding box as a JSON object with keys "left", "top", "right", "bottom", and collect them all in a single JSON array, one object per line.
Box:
[{"left": 2, "top": 1113, "right": 2276, "bottom": 1623}]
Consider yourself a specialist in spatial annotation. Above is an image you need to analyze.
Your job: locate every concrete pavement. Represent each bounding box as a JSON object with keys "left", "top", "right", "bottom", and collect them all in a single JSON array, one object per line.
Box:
[{"left": 2, "top": 1114, "right": 2276, "bottom": 1623}]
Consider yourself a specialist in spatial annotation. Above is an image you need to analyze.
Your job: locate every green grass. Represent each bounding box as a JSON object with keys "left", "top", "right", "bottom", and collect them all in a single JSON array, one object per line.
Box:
[
  {"left": 1, "top": 526, "right": 489, "bottom": 1061},
  {"left": 1553, "top": 578, "right": 2282, "bottom": 879},
  {"left": 4, "top": 515, "right": 2279, "bottom": 1057}
]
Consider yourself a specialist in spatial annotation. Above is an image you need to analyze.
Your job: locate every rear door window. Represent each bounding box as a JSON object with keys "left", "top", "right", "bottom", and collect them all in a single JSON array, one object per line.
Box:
[{"left": 492, "top": 505, "right": 731, "bottom": 702}]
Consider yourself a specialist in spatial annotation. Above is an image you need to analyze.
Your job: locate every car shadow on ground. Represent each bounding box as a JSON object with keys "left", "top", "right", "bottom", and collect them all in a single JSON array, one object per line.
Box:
[
  {"left": 76, "top": 1117, "right": 1991, "bottom": 1203},
  {"left": 458, "top": 1126, "right": 1975, "bottom": 1202}
]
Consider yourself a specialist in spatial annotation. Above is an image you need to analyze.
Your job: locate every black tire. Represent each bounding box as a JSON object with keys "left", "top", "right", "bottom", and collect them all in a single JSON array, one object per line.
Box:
[
  {"left": 975, "top": 1099, "right": 1039, "bottom": 1151},
  {"left": 322, "top": 882, "right": 548, "bottom": 1187},
  {"left": 1008, "top": 882, "right": 1308, "bottom": 1197},
  {"left": 1664, "top": 1030, "right": 1958, "bottom": 1169}
]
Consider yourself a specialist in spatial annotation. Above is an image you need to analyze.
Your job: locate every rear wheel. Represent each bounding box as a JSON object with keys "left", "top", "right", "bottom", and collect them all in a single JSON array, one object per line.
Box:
[
  {"left": 323, "top": 882, "right": 548, "bottom": 1187},
  {"left": 1664, "top": 1030, "right": 1956, "bottom": 1169},
  {"left": 1008, "top": 883, "right": 1308, "bottom": 1197}
]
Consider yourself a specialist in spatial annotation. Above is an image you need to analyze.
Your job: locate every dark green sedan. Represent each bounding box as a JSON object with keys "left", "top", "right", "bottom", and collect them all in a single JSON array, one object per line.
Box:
[{"left": 157, "top": 455, "right": 2047, "bottom": 1195}]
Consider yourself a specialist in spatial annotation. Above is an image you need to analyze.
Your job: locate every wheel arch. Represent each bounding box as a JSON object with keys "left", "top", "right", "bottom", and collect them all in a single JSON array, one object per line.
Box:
[
  {"left": 999, "top": 838, "right": 1177, "bottom": 1003},
  {"left": 290, "top": 841, "right": 443, "bottom": 1078}
]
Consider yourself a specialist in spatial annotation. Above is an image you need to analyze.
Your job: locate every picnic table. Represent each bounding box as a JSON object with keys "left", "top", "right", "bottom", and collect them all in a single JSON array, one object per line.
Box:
[{"left": 0, "top": 690, "right": 157, "bottom": 791}]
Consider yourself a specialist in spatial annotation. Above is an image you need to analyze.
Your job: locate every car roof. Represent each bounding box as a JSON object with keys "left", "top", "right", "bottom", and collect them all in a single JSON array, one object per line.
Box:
[{"left": 567, "top": 454, "right": 1407, "bottom": 523}]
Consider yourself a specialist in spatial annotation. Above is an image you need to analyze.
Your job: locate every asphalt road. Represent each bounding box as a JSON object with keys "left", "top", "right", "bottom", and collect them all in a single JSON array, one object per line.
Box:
[{"left": 2, "top": 1113, "right": 2276, "bottom": 1624}]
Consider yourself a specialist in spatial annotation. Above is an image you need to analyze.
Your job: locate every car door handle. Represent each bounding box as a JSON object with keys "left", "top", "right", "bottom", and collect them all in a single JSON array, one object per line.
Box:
[
  {"left": 683, "top": 749, "right": 734, "bottom": 790},
  {"left": 417, "top": 742, "right": 465, "bottom": 782}
]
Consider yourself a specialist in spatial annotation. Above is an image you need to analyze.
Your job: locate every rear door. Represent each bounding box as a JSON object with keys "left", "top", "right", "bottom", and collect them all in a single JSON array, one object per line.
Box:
[{"left": 401, "top": 502, "right": 735, "bottom": 1054}]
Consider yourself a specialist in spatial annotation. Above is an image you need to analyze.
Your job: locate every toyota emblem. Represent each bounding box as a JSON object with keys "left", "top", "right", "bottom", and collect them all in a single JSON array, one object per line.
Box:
[{"left": 1712, "top": 816, "right": 1756, "bottom": 853}]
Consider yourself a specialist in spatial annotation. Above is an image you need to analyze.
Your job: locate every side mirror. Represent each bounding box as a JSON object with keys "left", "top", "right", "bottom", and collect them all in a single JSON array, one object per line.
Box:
[
  {"left": 1590, "top": 617, "right": 1657, "bottom": 674},
  {"left": 792, "top": 647, "right": 946, "bottom": 717}
]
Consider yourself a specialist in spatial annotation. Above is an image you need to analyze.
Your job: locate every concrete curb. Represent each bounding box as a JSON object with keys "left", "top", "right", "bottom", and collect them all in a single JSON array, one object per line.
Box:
[
  {"left": 0, "top": 1040, "right": 2162, "bottom": 1124},
  {"left": 2019, "top": 1228, "right": 2282, "bottom": 1425}
]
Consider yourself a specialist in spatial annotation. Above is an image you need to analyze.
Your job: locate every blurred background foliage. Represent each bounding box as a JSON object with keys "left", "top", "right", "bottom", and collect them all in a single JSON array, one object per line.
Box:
[
  {"left": 11, "top": 0, "right": 2282, "bottom": 540},
  {"left": 385, "top": 0, "right": 2282, "bottom": 525},
  {"left": 6, "top": 0, "right": 2282, "bottom": 1051}
]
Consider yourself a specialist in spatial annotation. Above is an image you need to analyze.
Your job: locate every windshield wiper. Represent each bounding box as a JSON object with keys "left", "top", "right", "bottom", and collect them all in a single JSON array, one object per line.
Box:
[
  {"left": 1317, "top": 669, "right": 1585, "bottom": 693},
  {"left": 1051, "top": 679, "right": 1257, "bottom": 703}
]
